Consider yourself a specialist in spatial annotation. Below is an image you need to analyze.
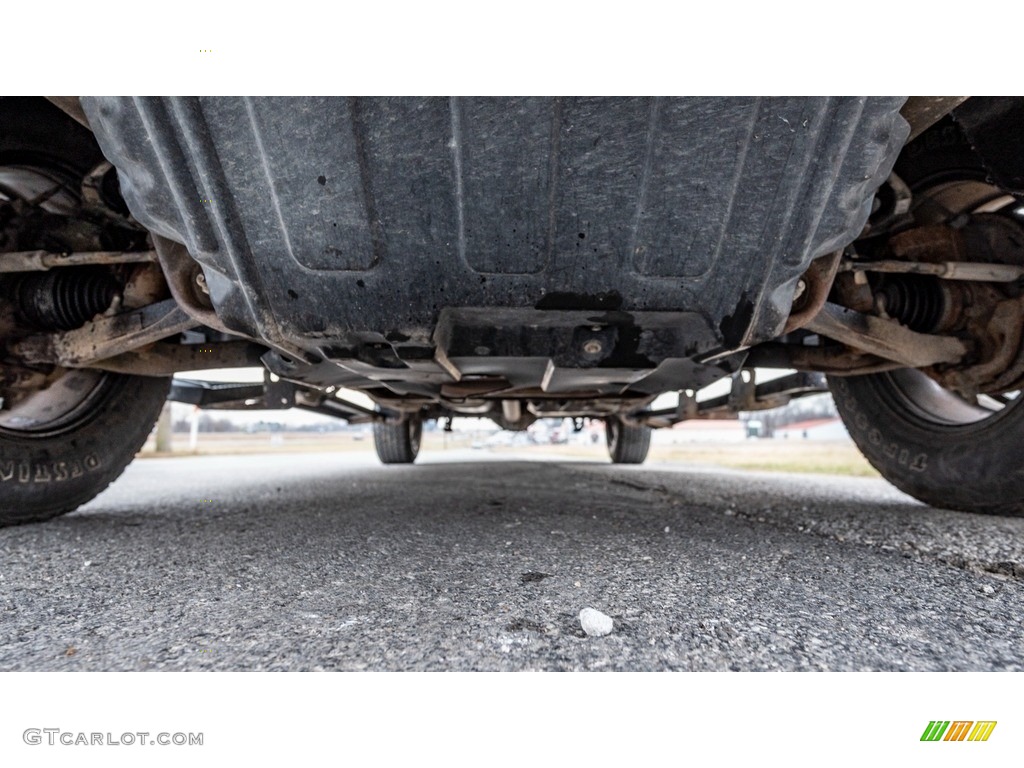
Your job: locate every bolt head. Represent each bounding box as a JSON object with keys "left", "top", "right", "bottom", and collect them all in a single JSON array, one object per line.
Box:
[
  {"left": 194, "top": 271, "right": 210, "bottom": 295},
  {"left": 582, "top": 340, "right": 603, "bottom": 355}
]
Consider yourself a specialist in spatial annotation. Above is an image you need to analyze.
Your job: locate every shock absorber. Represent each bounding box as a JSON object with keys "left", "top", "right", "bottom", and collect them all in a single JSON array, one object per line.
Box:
[{"left": 11, "top": 267, "right": 120, "bottom": 331}]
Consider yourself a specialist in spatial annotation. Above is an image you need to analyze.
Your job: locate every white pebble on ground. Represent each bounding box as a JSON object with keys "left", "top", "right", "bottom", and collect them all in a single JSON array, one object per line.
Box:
[{"left": 580, "top": 607, "right": 614, "bottom": 637}]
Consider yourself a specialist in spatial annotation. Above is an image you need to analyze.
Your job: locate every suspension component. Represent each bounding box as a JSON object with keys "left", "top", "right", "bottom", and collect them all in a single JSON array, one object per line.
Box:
[
  {"left": 823, "top": 212, "right": 1024, "bottom": 396},
  {"left": 12, "top": 297, "right": 194, "bottom": 368},
  {"left": 0, "top": 249, "right": 157, "bottom": 273},
  {"left": 81, "top": 161, "right": 133, "bottom": 220},
  {"left": 840, "top": 258, "right": 1024, "bottom": 282},
  {"left": 784, "top": 251, "right": 842, "bottom": 333},
  {"left": 804, "top": 302, "right": 970, "bottom": 368},
  {"left": 11, "top": 267, "right": 119, "bottom": 331},
  {"left": 875, "top": 275, "right": 950, "bottom": 332}
]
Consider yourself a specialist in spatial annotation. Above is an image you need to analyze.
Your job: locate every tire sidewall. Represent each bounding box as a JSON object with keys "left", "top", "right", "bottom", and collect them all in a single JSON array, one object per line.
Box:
[
  {"left": 830, "top": 374, "right": 1024, "bottom": 513},
  {"left": 0, "top": 374, "right": 169, "bottom": 524}
]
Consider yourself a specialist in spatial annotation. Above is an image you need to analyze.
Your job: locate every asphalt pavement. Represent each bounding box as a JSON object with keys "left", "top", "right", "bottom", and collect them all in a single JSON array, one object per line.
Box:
[{"left": 1, "top": 450, "right": 1022, "bottom": 671}]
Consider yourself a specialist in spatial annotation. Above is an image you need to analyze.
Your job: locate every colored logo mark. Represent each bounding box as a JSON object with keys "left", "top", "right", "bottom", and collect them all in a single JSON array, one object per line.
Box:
[{"left": 920, "top": 721, "right": 997, "bottom": 742}]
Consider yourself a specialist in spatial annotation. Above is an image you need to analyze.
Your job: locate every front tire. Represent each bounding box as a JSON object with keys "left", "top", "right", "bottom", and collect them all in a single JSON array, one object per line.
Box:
[
  {"left": 0, "top": 98, "right": 172, "bottom": 526},
  {"left": 373, "top": 417, "right": 422, "bottom": 464},
  {"left": 830, "top": 113, "right": 1024, "bottom": 515},
  {"left": 830, "top": 372, "right": 1024, "bottom": 515},
  {"left": 605, "top": 417, "right": 651, "bottom": 464},
  {"left": 0, "top": 372, "right": 170, "bottom": 526}
]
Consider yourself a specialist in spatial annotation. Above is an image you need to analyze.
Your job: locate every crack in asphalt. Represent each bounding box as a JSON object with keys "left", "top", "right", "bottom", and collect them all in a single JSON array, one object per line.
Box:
[{"left": 596, "top": 469, "right": 1024, "bottom": 584}]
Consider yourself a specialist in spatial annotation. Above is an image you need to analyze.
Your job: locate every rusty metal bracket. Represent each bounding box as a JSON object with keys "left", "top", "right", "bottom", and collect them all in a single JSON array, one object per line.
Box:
[
  {"left": 640, "top": 372, "right": 828, "bottom": 427},
  {"left": 87, "top": 341, "right": 266, "bottom": 376},
  {"left": 151, "top": 235, "right": 231, "bottom": 334},
  {"left": 804, "top": 302, "right": 970, "bottom": 368},
  {"left": 14, "top": 298, "right": 196, "bottom": 367},
  {"left": 839, "top": 258, "right": 1024, "bottom": 282},
  {"left": 0, "top": 250, "right": 158, "bottom": 273},
  {"left": 785, "top": 252, "right": 842, "bottom": 333},
  {"left": 168, "top": 374, "right": 378, "bottom": 424},
  {"left": 746, "top": 342, "right": 907, "bottom": 377},
  {"left": 728, "top": 371, "right": 757, "bottom": 411},
  {"left": 676, "top": 390, "right": 699, "bottom": 421}
]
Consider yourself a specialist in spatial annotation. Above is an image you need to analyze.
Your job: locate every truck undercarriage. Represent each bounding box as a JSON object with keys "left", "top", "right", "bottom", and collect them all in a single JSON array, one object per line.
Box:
[{"left": 3, "top": 96, "right": 1024, "bottom": 522}]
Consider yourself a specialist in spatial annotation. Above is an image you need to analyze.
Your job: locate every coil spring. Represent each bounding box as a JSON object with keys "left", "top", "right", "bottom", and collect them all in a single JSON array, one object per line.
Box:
[
  {"left": 14, "top": 268, "right": 119, "bottom": 331},
  {"left": 878, "top": 276, "right": 945, "bottom": 333}
]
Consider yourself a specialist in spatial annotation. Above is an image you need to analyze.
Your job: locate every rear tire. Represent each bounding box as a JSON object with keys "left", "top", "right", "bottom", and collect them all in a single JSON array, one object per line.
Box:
[
  {"left": 605, "top": 417, "right": 651, "bottom": 464},
  {"left": 374, "top": 417, "right": 422, "bottom": 464}
]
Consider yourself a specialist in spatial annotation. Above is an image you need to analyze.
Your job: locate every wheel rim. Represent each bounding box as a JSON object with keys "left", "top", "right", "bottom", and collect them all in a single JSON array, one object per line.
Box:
[
  {"left": 606, "top": 419, "right": 619, "bottom": 453},
  {"left": 881, "top": 368, "right": 1020, "bottom": 427},
  {"left": 0, "top": 164, "right": 80, "bottom": 215},
  {"left": 0, "top": 368, "right": 114, "bottom": 436}
]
